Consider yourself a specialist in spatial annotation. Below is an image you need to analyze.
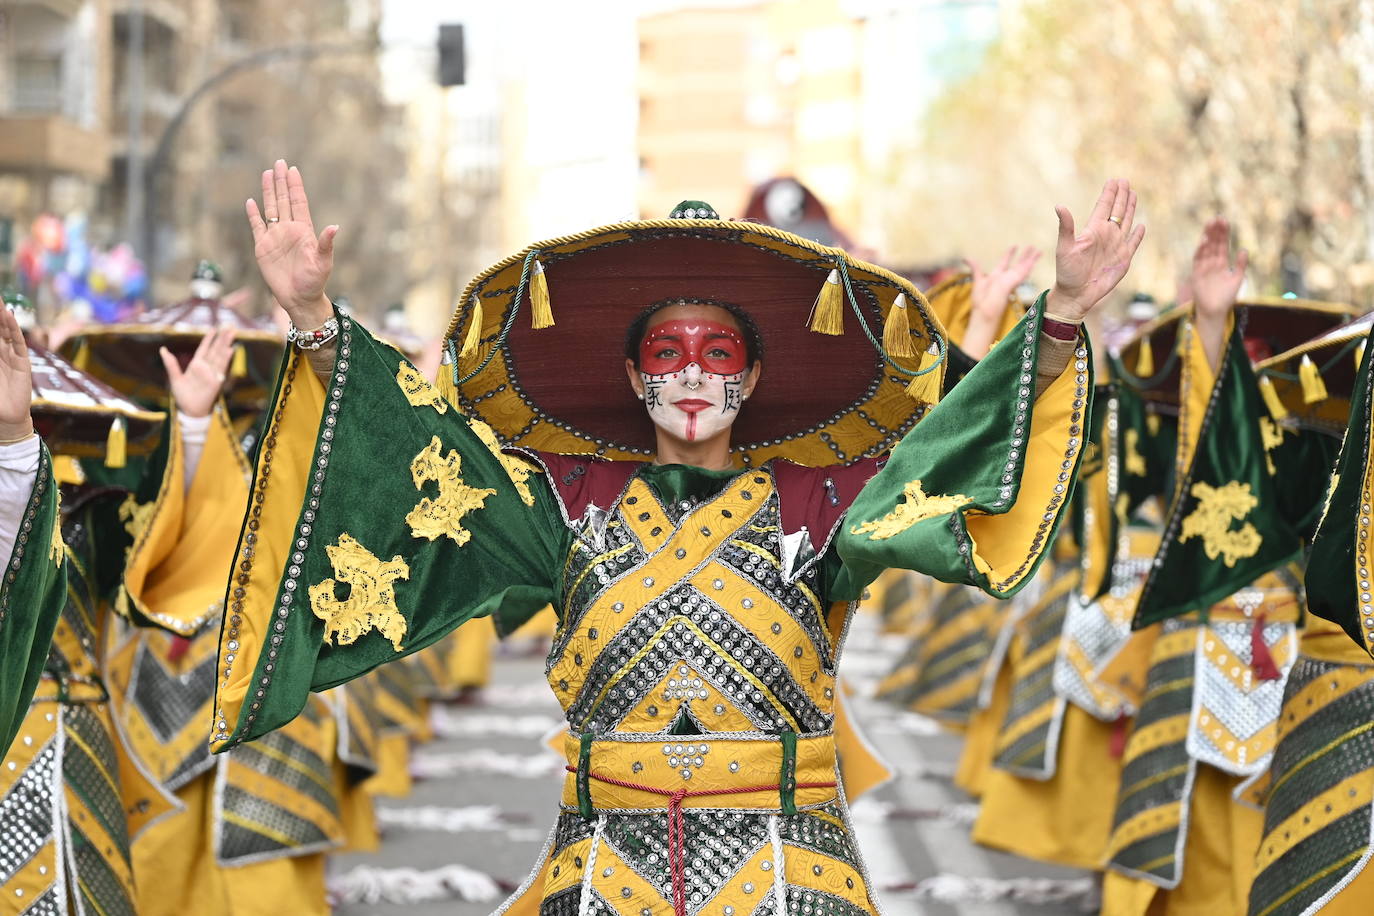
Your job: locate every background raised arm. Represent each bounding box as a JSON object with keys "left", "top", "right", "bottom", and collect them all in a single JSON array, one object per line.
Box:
[{"left": 1187, "top": 217, "right": 1247, "bottom": 372}]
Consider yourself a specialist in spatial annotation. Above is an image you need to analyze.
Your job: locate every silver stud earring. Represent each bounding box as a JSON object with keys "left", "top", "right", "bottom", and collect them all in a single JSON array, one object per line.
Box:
[{"left": 636, "top": 392, "right": 644, "bottom": 400}]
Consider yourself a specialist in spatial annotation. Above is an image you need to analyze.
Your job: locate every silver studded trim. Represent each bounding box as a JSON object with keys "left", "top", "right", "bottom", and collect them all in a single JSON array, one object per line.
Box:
[
  {"left": 987, "top": 306, "right": 1090, "bottom": 593},
  {"left": 213, "top": 319, "right": 354, "bottom": 747}
]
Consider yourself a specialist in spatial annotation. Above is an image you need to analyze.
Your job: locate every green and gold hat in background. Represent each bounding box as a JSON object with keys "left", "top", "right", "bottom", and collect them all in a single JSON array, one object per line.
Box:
[
  {"left": 4, "top": 294, "right": 164, "bottom": 466},
  {"left": 1113, "top": 296, "right": 1360, "bottom": 408},
  {"left": 1253, "top": 312, "right": 1374, "bottom": 435},
  {"left": 441, "top": 201, "right": 948, "bottom": 468}
]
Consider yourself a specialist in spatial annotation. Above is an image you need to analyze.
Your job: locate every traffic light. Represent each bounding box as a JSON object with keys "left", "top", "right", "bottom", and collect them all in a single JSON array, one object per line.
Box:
[{"left": 438, "top": 24, "right": 465, "bottom": 86}]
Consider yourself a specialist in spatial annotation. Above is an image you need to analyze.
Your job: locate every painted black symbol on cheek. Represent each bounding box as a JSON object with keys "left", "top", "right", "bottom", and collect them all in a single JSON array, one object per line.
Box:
[{"left": 643, "top": 377, "right": 668, "bottom": 410}]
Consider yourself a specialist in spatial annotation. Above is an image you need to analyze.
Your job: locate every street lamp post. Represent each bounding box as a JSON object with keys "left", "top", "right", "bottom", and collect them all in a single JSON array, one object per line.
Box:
[{"left": 137, "top": 41, "right": 371, "bottom": 284}]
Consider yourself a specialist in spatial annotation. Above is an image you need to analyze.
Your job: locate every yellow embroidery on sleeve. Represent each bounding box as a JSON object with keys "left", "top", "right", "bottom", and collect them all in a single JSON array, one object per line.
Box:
[
  {"left": 1178, "top": 480, "right": 1262, "bottom": 567},
  {"left": 1259, "top": 417, "right": 1285, "bottom": 476},
  {"left": 1124, "top": 429, "right": 1148, "bottom": 477},
  {"left": 50, "top": 488, "right": 64, "bottom": 568},
  {"left": 468, "top": 418, "right": 539, "bottom": 506},
  {"left": 309, "top": 533, "right": 410, "bottom": 650},
  {"left": 396, "top": 361, "right": 449, "bottom": 414},
  {"left": 850, "top": 479, "right": 972, "bottom": 540},
  {"left": 119, "top": 494, "right": 156, "bottom": 541},
  {"left": 406, "top": 436, "right": 498, "bottom": 545}
]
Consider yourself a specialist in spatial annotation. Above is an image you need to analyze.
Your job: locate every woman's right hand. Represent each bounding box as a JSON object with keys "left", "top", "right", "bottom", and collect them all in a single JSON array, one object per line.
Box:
[{"left": 245, "top": 159, "right": 338, "bottom": 330}]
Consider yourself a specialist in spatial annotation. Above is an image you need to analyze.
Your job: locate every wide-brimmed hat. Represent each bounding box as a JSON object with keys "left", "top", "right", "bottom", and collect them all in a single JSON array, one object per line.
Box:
[
  {"left": 58, "top": 284, "right": 283, "bottom": 413},
  {"left": 1113, "top": 296, "right": 1360, "bottom": 406},
  {"left": 29, "top": 342, "right": 165, "bottom": 464},
  {"left": 1253, "top": 312, "right": 1374, "bottom": 435},
  {"left": 5, "top": 293, "right": 163, "bottom": 464},
  {"left": 441, "top": 202, "right": 947, "bottom": 467}
]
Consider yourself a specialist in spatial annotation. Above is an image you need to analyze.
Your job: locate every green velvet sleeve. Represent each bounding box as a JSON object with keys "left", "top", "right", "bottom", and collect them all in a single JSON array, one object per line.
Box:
[
  {"left": 833, "top": 295, "right": 1093, "bottom": 600},
  {"left": 1133, "top": 326, "right": 1322, "bottom": 628},
  {"left": 0, "top": 444, "right": 65, "bottom": 757},
  {"left": 1305, "top": 329, "right": 1374, "bottom": 654},
  {"left": 211, "top": 312, "right": 566, "bottom": 751}
]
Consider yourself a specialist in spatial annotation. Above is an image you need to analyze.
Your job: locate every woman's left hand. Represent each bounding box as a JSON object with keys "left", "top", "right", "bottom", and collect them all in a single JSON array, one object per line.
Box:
[
  {"left": 162, "top": 325, "right": 237, "bottom": 419},
  {"left": 1047, "top": 178, "right": 1146, "bottom": 321}
]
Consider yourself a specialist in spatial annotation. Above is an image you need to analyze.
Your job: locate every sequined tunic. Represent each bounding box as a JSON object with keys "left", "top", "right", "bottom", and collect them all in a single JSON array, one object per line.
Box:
[{"left": 514, "top": 466, "right": 875, "bottom": 915}]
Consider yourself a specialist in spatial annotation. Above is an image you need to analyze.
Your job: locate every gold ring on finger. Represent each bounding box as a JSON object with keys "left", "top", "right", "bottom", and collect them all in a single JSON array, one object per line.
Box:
[
  {"left": 266, "top": 217, "right": 280, "bottom": 224},
  {"left": 1107, "top": 216, "right": 1122, "bottom": 226}
]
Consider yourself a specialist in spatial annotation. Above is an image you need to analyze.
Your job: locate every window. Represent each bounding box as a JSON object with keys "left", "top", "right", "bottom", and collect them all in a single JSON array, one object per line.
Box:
[{"left": 13, "top": 55, "right": 62, "bottom": 113}]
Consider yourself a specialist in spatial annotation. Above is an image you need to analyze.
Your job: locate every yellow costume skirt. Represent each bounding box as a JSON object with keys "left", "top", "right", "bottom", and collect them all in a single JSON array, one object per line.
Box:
[
  {"left": 973, "top": 704, "right": 1125, "bottom": 869},
  {"left": 132, "top": 775, "right": 329, "bottom": 916},
  {"left": 1102, "top": 764, "right": 1262, "bottom": 916}
]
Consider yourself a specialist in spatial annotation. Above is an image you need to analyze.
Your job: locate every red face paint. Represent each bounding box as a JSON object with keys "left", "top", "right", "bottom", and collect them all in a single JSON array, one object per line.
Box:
[{"left": 639, "top": 319, "right": 747, "bottom": 375}]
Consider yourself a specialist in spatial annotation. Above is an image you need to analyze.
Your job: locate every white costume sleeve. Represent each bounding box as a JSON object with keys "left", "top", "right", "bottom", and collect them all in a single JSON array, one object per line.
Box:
[
  {"left": 179, "top": 412, "right": 212, "bottom": 490},
  {"left": 0, "top": 435, "right": 42, "bottom": 565}
]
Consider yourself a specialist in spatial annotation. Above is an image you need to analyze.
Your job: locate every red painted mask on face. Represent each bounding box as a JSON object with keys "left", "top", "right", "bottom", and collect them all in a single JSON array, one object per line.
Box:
[{"left": 638, "top": 319, "right": 748, "bottom": 376}]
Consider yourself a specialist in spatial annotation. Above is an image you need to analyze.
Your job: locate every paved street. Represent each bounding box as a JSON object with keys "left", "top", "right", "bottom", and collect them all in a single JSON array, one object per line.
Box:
[{"left": 331, "top": 615, "right": 1095, "bottom": 916}]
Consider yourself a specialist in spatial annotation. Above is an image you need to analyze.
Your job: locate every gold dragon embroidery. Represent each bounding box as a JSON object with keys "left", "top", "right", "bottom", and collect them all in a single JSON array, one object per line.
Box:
[
  {"left": 1179, "top": 480, "right": 1262, "bottom": 567},
  {"left": 406, "top": 436, "right": 498, "bottom": 545},
  {"left": 119, "top": 494, "right": 156, "bottom": 541},
  {"left": 1259, "top": 417, "right": 1285, "bottom": 476},
  {"left": 309, "top": 533, "right": 410, "bottom": 650},
  {"left": 1124, "top": 429, "right": 1147, "bottom": 477},
  {"left": 468, "top": 418, "right": 539, "bottom": 506},
  {"left": 850, "top": 479, "right": 972, "bottom": 540},
  {"left": 396, "top": 361, "right": 449, "bottom": 414},
  {"left": 49, "top": 487, "right": 64, "bottom": 567}
]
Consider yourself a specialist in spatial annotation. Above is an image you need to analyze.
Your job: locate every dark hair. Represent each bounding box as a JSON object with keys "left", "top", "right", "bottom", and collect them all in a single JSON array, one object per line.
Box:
[{"left": 623, "top": 297, "right": 764, "bottom": 368}]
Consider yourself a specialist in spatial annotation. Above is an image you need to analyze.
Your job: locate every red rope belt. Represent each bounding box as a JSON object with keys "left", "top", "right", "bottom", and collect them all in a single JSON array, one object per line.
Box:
[{"left": 566, "top": 765, "right": 837, "bottom": 916}]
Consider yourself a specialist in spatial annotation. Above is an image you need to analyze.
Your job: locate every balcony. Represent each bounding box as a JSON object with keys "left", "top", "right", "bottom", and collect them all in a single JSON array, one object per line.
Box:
[{"left": 0, "top": 115, "right": 110, "bottom": 178}]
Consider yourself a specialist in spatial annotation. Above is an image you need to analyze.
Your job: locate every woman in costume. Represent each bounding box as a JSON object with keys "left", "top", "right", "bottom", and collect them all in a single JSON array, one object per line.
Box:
[
  {"left": 216, "top": 161, "right": 1142, "bottom": 915},
  {"left": 64, "top": 266, "right": 367, "bottom": 916},
  {"left": 1101, "top": 220, "right": 1357, "bottom": 916},
  {"left": 0, "top": 298, "right": 241, "bottom": 914},
  {"left": 1244, "top": 309, "right": 1374, "bottom": 916}
]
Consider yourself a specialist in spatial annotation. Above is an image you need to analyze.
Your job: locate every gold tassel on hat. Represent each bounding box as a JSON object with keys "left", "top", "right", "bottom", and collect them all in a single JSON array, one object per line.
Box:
[
  {"left": 1299, "top": 354, "right": 1328, "bottom": 404},
  {"left": 437, "top": 344, "right": 459, "bottom": 405},
  {"left": 883, "top": 293, "right": 916, "bottom": 358},
  {"left": 530, "top": 259, "right": 554, "bottom": 329},
  {"left": 808, "top": 268, "right": 845, "bottom": 336},
  {"left": 1135, "top": 336, "right": 1155, "bottom": 377},
  {"left": 459, "top": 296, "right": 484, "bottom": 359},
  {"left": 1258, "top": 375, "right": 1289, "bottom": 420},
  {"left": 904, "top": 345, "right": 942, "bottom": 404},
  {"left": 105, "top": 416, "right": 127, "bottom": 468},
  {"left": 230, "top": 343, "right": 248, "bottom": 379}
]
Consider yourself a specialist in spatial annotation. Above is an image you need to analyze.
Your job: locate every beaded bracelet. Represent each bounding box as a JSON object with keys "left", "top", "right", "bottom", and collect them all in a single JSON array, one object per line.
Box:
[{"left": 286, "top": 316, "right": 340, "bottom": 351}]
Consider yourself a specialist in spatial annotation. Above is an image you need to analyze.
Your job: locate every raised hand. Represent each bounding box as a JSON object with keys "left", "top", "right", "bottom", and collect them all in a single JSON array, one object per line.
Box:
[
  {"left": 1048, "top": 179, "right": 1147, "bottom": 321},
  {"left": 968, "top": 245, "right": 1042, "bottom": 321},
  {"left": 1187, "top": 217, "right": 1247, "bottom": 370},
  {"left": 245, "top": 159, "right": 337, "bottom": 330},
  {"left": 161, "top": 325, "right": 236, "bottom": 419},
  {"left": 1189, "top": 217, "right": 1247, "bottom": 322},
  {"left": 0, "top": 307, "right": 32, "bottom": 442}
]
